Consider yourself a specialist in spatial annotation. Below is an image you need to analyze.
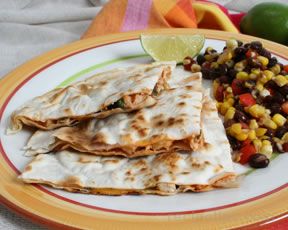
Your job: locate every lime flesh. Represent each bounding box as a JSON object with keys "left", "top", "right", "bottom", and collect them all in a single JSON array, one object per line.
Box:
[{"left": 140, "top": 34, "right": 205, "bottom": 63}]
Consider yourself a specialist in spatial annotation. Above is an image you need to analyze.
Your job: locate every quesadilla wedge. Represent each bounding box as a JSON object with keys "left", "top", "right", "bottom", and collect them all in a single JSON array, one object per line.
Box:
[
  {"left": 24, "top": 70, "right": 203, "bottom": 158},
  {"left": 8, "top": 62, "right": 175, "bottom": 133},
  {"left": 20, "top": 93, "right": 237, "bottom": 195}
]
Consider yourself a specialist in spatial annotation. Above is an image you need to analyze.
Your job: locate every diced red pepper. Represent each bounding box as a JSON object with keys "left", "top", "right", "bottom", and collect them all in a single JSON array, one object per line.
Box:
[
  {"left": 239, "top": 93, "right": 256, "bottom": 107},
  {"left": 284, "top": 65, "right": 288, "bottom": 73},
  {"left": 239, "top": 144, "right": 257, "bottom": 164},
  {"left": 215, "top": 85, "right": 224, "bottom": 102},
  {"left": 245, "top": 49, "right": 257, "bottom": 58},
  {"left": 231, "top": 79, "right": 244, "bottom": 95}
]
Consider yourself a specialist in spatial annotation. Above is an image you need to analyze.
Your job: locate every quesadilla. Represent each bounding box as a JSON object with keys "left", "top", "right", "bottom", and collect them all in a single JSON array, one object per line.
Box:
[
  {"left": 8, "top": 62, "right": 175, "bottom": 133},
  {"left": 24, "top": 70, "right": 204, "bottom": 158},
  {"left": 20, "top": 93, "right": 236, "bottom": 195}
]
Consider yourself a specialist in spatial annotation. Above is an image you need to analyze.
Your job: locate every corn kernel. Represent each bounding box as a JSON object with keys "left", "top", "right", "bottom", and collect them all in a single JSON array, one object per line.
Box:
[
  {"left": 249, "top": 119, "right": 259, "bottom": 129},
  {"left": 274, "top": 75, "right": 288, "bottom": 87},
  {"left": 220, "top": 102, "right": 230, "bottom": 115},
  {"left": 272, "top": 114, "right": 286, "bottom": 126},
  {"left": 236, "top": 71, "right": 249, "bottom": 80},
  {"left": 255, "top": 128, "right": 267, "bottom": 137},
  {"left": 213, "top": 80, "right": 220, "bottom": 96},
  {"left": 191, "top": 64, "right": 201, "bottom": 73},
  {"left": 225, "top": 60, "right": 234, "bottom": 68},
  {"left": 263, "top": 70, "right": 274, "bottom": 79},
  {"left": 263, "top": 119, "right": 277, "bottom": 129},
  {"left": 231, "top": 123, "right": 242, "bottom": 135},
  {"left": 257, "top": 56, "right": 269, "bottom": 66},
  {"left": 249, "top": 73, "right": 258, "bottom": 80},
  {"left": 270, "top": 64, "right": 281, "bottom": 75},
  {"left": 261, "top": 135, "right": 270, "bottom": 140},
  {"left": 225, "top": 107, "right": 235, "bottom": 121},
  {"left": 226, "top": 98, "right": 235, "bottom": 105},
  {"left": 260, "top": 144, "right": 273, "bottom": 158},
  {"left": 248, "top": 104, "right": 266, "bottom": 118},
  {"left": 248, "top": 130, "right": 257, "bottom": 140},
  {"left": 251, "top": 68, "right": 261, "bottom": 75},
  {"left": 217, "top": 51, "right": 233, "bottom": 64},
  {"left": 235, "top": 133, "right": 248, "bottom": 141},
  {"left": 226, "top": 39, "right": 238, "bottom": 49},
  {"left": 225, "top": 93, "right": 234, "bottom": 99},
  {"left": 210, "top": 62, "right": 219, "bottom": 69},
  {"left": 216, "top": 102, "right": 222, "bottom": 110},
  {"left": 204, "top": 53, "right": 217, "bottom": 61},
  {"left": 281, "top": 132, "right": 288, "bottom": 142},
  {"left": 259, "top": 73, "right": 270, "bottom": 84},
  {"left": 226, "top": 86, "right": 233, "bottom": 93},
  {"left": 255, "top": 82, "right": 264, "bottom": 91},
  {"left": 253, "top": 139, "right": 262, "bottom": 151},
  {"left": 234, "top": 61, "right": 246, "bottom": 71}
]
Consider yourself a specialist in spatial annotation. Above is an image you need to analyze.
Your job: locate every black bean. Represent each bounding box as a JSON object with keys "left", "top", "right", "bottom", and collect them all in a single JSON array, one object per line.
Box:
[
  {"left": 258, "top": 48, "right": 271, "bottom": 59},
  {"left": 275, "top": 126, "right": 287, "bottom": 138},
  {"left": 227, "top": 135, "right": 242, "bottom": 151},
  {"left": 219, "top": 64, "right": 228, "bottom": 75},
  {"left": 234, "top": 47, "right": 247, "bottom": 56},
  {"left": 266, "top": 129, "right": 275, "bottom": 138},
  {"left": 247, "top": 57, "right": 261, "bottom": 68},
  {"left": 228, "top": 69, "right": 237, "bottom": 79},
  {"left": 234, "top": 103, "right": 245, "bottom": 112},
  {"left": 219, "top": 75, "right": 229, "bottom": 84},
  {"left": 224, "top": 119, "right": 236, "bottom": 128},
  {"left": 250, "top": 41, "right": 263, "bottom": 51},
  {"left": 234, "top": 110, "right": 248, "bottom": 123},
  {"left": 274, "top": 92, "right": 285, "bottom": 104},
  {"left": 196, "top": 54, "right": 205, "bottom": 65},
  {"left": 267, "top": 57, "right": 278, "bottom": 68},
  {"left": 262, "top": 95, "right": 273, "bottom": 104},
  {"left": 244, "top": 43, "right": 251, "bottom": 49},
  {"left": 264, "top": 80, "right": 279, "bottom": 90},
  {"left": 269, "top": 103, "right": 282, "bottom": 115},
  {"left": 279, "top": 85, "right": 288, "bottom": 96},
  {"left": 249, "top": 153, "right": 269, "bottom": 168}
]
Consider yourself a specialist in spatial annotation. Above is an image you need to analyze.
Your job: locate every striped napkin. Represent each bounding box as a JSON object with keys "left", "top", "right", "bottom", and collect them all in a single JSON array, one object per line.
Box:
[{"left": 82, "top": 0, "right": 242, "bottom": 38}]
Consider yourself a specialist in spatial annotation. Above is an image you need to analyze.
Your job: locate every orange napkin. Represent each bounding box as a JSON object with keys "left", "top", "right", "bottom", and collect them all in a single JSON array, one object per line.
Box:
[{"left": 82, "top": 0, "right": 239, "bottom": 39}]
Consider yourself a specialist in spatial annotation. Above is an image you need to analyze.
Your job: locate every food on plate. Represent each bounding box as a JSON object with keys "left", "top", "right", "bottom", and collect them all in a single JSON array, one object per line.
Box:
[
  {"left": 8, "top": 62, "right": 176, "bottom": 133},
  {"left": 184, "top": 39, "right": 288, "bottom": 168},
  {"left": 24, "top": 69, "right": 204, "bottom": 158},
  {"left": 140, "top": 34, "right": 205, "bottom": 63},
  {"left": 20, "top": 93, "right": 236, "bottom": 195},
  {"left": 240, "top": 2, "right": 288, "bottom": 45}
]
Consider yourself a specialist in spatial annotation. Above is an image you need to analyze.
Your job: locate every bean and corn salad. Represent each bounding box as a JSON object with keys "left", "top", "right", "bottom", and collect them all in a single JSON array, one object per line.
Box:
[{"left": 183, "top": 40, "right": 288, "bottom": 169}]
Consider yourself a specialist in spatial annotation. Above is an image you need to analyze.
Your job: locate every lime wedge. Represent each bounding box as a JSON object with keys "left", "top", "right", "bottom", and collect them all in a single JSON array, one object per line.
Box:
[{"left": 140, "top": 34, "right": 205, "bottom": 63}]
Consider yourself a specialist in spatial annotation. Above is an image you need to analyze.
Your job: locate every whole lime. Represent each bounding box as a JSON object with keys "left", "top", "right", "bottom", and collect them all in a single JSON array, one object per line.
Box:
[{"left": 240, "top": 2, "right": 288, "bottom": 45}]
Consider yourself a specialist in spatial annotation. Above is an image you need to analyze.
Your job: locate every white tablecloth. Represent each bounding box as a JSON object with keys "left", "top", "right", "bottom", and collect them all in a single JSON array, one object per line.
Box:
[{"left": 0, "top": 0, "right": 286, "bottom": 229}]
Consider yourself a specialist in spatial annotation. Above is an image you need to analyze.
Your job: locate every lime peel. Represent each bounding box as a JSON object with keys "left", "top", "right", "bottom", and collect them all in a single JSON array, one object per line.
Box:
[{"left": 140, "top": 34, "right": 205, "bottom": 64}]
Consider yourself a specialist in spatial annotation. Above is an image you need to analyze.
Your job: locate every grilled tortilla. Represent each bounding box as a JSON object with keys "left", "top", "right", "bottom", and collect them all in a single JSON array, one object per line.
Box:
[
  {"left": 20, "top": 93, "right": 236, "bottom": 195},
  {"left": 24, "top": 70, "right": 203, "bottom": 157},
  {"left": 8, "top": 62, "right": 175, "bottom": 133}
]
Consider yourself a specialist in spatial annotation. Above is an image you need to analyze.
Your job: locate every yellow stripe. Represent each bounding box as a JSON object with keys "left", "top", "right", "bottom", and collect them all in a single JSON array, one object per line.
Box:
[{"left": 193, "top": 2, "right": 239, "bottom": 33}]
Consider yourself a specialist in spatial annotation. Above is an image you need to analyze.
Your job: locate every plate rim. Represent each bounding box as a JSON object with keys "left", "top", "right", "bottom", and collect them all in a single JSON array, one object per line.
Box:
[{"left": 0, "top": 28, "right": 287, "bottom": 229}]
